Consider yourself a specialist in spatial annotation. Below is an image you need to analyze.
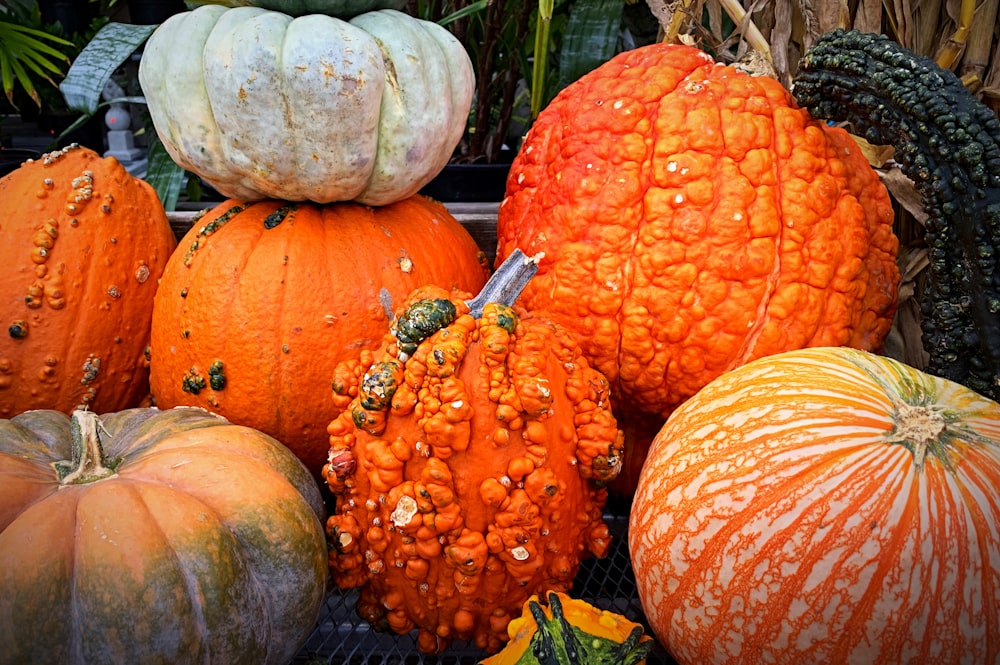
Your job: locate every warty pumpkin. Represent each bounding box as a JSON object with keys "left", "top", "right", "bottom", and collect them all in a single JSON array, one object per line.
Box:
[
  {"left": 149, "top": 196, "right": 490, "bottom": 475},
  {"left": 478, "top": 591, "right": 654, "bottom": 665},
  {"left": 0, "top": 144, "right": 177, "bottom": 417},
  {"left": 138, "top": 5, "right": 474, "bottom": 206},
  {"left": 0, "top": 407, "right": 329, "bottom": 665},
  {"left": 494, "top": 42, "right": 900, "bottom": 419},
  {"left": 792, "top": 29, "right": 1000, "bottom": 403},
  {"left": 323, "top": 251, "right": 624, "bottom": 655},
  {"left": 629, "top": 346, "right": 1000, "bottom": 665}
]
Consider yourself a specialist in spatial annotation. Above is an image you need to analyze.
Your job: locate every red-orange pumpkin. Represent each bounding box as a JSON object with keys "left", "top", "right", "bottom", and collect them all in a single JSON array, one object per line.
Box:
[
  {"left": 0, "top": 145, "right": 177, "bottom": 417},
  {"left": 495, "top": 42, "right": 899, "bottom": 420},
  {"left": 323, "top": 254, "right": 624, "bottom": 654},
  {"left": 149, "top": 196, "right": 490, "bottom": 474},
  {"left": 629, "top": 347, "right": 1000, "bottom": 664}
]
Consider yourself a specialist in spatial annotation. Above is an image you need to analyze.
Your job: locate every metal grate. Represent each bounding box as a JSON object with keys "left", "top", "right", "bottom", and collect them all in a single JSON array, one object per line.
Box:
[{"left": 291, "top": 498, "right": 678, "bottom": 664}]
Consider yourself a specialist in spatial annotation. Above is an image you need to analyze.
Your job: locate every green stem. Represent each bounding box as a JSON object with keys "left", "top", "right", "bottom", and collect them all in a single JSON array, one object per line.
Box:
[{"left": 530, "top": 0, "right": 554, "bottom": 119}]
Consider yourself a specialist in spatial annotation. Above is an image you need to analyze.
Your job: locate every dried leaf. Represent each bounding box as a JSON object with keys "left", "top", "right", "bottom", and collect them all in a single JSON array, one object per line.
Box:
[{"left": 877, "top": 167, "right": 928, "bottom": 224}]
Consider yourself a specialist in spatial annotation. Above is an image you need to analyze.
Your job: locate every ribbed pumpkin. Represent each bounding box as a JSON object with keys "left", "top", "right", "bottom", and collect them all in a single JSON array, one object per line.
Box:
[
  {"left": 479, "top": 592, "right": 654, "bottom": 665},
  {"left": 139, "top": 5, "right": 473, "bottom": 206},
  {"left": 149, "top": 196, "right": 490, "bottom": 474},
  {"left": 0, "top": 407, "right": 328, "bottom": 665},
  {"left": 629, "top": 346, "right": 1000, "bottom": 665},
  {"left": 323, "top": 253, "right": 624, "bottom": 654},
  {"left": 0, "top": 145, "right": 176, "bottom": 418},
  {"left": 495, "top": 42, "right": 900, "bottom": 421}
]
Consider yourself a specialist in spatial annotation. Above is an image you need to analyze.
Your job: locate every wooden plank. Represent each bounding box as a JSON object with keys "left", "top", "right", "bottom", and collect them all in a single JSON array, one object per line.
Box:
[{"left": 166, "top": 201, "right": 500, "bottom": 262}]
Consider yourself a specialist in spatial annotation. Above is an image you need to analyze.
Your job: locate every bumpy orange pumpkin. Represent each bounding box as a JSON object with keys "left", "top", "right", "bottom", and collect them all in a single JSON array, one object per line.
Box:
[
  {"left": 149, "top": 196, "right": 489, "bottom": 474},
  {"left": 496, "top": 43, "right": 900, "bottom": 421},
  {"left": 0, "top": 407, "right": 328, "bottom": 665},
  {"left": 323, "top": 254, "right": 624, "bottom": 654},
  {"left": 629, "top": 347, "right": 1000, "bottom": 664},
  {"left": 0, "top": 145, "right": 177, "bottom": 417}
]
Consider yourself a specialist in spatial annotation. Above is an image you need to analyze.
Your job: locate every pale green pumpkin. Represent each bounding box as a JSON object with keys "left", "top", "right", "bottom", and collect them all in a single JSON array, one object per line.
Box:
[{"left": 138, "top": 6, "right": 473, "bottom": 205}]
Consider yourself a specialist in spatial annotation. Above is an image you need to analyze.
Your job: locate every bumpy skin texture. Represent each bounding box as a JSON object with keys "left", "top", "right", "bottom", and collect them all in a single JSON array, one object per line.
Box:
[
  {"left": 793, "top": 29, "right": 1000, "bottom": 402},
  {"left": 495, "top": 42, "right": 900, "bottom": 419},
  {"left": 0, "top": 407, "right": 328, "bottom": 665},
  {"left": 226, "top": 0, "right": 405, "bottom": 17},
  {"left": 138, "top": 6, "right": 473, "bottom": 206},
  {"left": 0, "top": 145, "right": 176, "bottom": 417},
  {"left": 324, "top": 287, "right": 623, "bottom": 655},
  {"left": 149, "top": 197, "right": 490, "bottom": 475},
  {"left": 629, "top": 347, "right": 1000, "bottom": 665},
  {"left": 479, "top": 592, "right": 654, "bottom": 665}
]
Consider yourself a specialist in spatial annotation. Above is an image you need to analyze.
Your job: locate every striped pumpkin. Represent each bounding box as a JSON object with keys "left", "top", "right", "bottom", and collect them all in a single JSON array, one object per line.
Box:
[{"left": 628, "top": 346, "right": 1000, "bottom": 665}]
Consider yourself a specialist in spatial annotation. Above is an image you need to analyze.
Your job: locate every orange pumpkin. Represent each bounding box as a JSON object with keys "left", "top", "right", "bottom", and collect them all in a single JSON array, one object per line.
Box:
[
  {"left": 323, "top": 253, "right": 624, "bottom": 654},
  {"left": 0, "top": 407, "right": 328, "bottom": 664},
  {"left": 0, "top": 145, "right": 177, "bottom": 416},
  {"left": 149, "top": 196, "right": 490, "bottom": 474},
  {"left": 629, "top": 346, "right": 1000, "bottom": 664},
  {"left": 495, "top": 42, "right": 899, "bottom": 420}
]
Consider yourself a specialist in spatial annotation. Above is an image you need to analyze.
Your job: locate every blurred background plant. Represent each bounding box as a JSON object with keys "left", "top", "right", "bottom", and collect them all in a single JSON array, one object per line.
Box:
[{"left": 409, "top": 0, "right": 659, "bottom": 163}]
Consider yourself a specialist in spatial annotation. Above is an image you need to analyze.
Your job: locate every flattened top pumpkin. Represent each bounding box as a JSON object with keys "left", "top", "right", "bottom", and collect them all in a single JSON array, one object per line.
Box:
[{"left": 496, "top": 43, "right": 900, "bottom": 418}]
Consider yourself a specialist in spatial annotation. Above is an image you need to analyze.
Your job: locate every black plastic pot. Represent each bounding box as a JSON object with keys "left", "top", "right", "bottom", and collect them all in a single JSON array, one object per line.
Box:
[
  {"left": 127, "top": 0, "right": 187, "bottom": 24},
  {"left": 419, "top": 162, "right": 512, "bottom": 203},
  {"left": 0, "top": 148, "right": 43, "bottom": 178}
]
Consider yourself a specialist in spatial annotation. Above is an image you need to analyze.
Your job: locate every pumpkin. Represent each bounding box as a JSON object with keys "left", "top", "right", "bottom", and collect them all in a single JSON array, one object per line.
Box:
[
  {"left": 138, "top": 5, "right": 474, "bottom": 206},
  {"left": 323, "top": 251, "right": 624, "bottom": 654},
  {"left": 628, "top": 346, "right": 1000, "bottom": 665},
  {"left": 148, "top": 196, "right": 490, "bottom": 475},
  {"left": 478, "top": 591, "right": 654, "bottom": 665},
  {"left": 792, "top": 29, "right": 1000, "bottom": 403},
  {"left": 220, "top": 0, "right": 406, "bottom": 17},
  {"left": 0, "top": 407, "right": 329, "bottom": 665},
  {"left": 494, "top": 42, "right": 900, "bottom": 419},
  {"left": 0, "top": 144, "right": 177, "bottom": 418}
]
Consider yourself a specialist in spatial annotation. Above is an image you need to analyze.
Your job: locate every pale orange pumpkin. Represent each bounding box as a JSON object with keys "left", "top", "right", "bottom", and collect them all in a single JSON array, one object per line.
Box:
[{"left": 629, "top": 347, "right": 1000, "bottom": 664}]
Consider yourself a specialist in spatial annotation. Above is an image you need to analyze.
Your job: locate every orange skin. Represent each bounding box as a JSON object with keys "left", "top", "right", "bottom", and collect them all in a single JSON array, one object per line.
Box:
[
  {"left": 324, "top": 286, "right": 623, "bottom": 654},
  {"left": 629, "top": 347, "right": 1000, "bottom": 664},
  {"left": 496, "top": 43, "right": 900, "bottom": 420},
  {"left": 149, "top": 196, "right": 490, "bottom": 475},
  {"left": 0, "top": 145, "right": 177, "bottom": 416}
]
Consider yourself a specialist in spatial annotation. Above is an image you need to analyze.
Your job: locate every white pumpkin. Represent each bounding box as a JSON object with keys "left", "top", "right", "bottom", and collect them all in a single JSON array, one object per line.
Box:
[{"left": 138, "top": 6, "right": 474, "bottom": 205}]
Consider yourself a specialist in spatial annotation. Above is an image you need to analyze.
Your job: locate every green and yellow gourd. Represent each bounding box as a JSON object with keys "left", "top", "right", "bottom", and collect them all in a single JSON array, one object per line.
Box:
[
  {"left": 792, "top": 29, "right": 1000, "bottom": 402},
  {"left": 478, "top": 592, "right": 654, "bottom": 665}
]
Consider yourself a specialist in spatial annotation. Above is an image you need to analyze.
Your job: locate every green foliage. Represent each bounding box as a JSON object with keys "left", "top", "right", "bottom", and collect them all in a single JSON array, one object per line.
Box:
[{"left": 0, "top": 2, "right": 74, "bottom": 110}]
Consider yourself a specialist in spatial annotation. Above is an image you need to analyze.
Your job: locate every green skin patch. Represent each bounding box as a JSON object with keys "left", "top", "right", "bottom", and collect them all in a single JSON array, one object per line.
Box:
[
  {"left": 517, "top": 593, "right": 652, "bottom": 665},
  {"left": 394, "top": 298, "right": 458, "bottom": 357}
]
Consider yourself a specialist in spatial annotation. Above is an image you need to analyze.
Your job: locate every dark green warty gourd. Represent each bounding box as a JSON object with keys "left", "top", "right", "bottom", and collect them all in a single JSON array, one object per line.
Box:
[{"left": 792, "top": 29, "right": 1000, "bottom": 401}]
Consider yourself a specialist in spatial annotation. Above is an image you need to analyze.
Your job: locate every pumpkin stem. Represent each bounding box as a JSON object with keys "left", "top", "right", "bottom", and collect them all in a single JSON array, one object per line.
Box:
[
  {"left": 53, "top": 410, "right": 121, "bottom": 484},
  {"left": 465, "top": 248, "right": 542, "bottom": 318},
  {"left": 888, "top": 403, "right": 947, "bottom": 470}
]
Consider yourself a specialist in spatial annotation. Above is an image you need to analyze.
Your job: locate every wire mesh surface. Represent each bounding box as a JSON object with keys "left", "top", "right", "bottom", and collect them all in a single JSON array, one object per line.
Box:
[{"left": 291, "top": 499, "right": 678, "bottom": 664}]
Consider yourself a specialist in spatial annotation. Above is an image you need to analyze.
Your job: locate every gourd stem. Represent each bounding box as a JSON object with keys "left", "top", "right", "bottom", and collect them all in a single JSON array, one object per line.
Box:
[
  {"left": 465, "top": 248, "right": 542, "bottom": 318},
  {"left": 54, "top": 410, "right": 118, "bottom": 484}
]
